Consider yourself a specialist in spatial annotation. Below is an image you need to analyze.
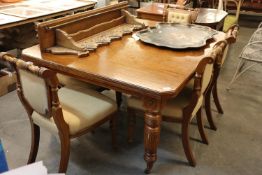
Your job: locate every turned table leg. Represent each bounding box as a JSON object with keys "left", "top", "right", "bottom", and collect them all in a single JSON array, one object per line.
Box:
[{"left": 143, "top": 98, "right": 162, "bottom": 174}]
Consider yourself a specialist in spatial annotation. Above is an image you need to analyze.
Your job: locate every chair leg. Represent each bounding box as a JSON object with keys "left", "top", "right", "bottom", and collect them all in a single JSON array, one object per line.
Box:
[
  {"left": 196, "top": 109, "right": 209, "bottom": 145},
  {"left": 181, "top": 118, "right": 196, "bottom": 167},
  {"left": 27, "top": 123, "right": 40, "bottom": 164},
  {"left": 115, "top": 91, "right": 122, "bottom": 108},
  {"left": 205, "top": 87, "right": 217, "bottom": 130},
  {"left": 212, "top": 81, "right": 224, "bottom": 114},
  {"left": 58, "top": 134, "right": 70, "bottom": 173},
  {"left": 110, "top": 115, "right": 117, "bottom": 149},
  {"left": 127, "top": 108, "right": 136, "bottom": 143}
]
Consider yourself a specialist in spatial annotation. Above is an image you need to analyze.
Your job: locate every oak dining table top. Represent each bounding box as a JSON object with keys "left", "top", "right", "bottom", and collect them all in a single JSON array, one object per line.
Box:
[
  {"left": 136, "top": 3, "right": 228, "bottom": 29},
  {"left": 22, "top": 30, "right": 226, "bottom": 100}
]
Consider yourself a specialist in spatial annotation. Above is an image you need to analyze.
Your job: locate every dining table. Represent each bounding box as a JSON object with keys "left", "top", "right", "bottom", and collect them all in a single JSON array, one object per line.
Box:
[
  {"left": 21, "top": 21, "right": 226, "bottom": 173},
  {"left": 136, "top": 3, "right": 228, "bottom": 30}
]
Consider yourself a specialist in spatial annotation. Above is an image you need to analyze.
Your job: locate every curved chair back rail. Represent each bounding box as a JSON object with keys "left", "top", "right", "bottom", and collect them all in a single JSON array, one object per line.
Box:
[
  {"left": 223, "top": 0, "right": 242, "bottom": 20},
  {"left": 222, "top": 0, "right": 243, "bottom": 32}
]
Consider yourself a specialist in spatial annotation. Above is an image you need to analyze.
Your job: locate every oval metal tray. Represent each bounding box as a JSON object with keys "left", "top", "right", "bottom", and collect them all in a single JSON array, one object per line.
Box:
[{"left": 135, "top": 23, "right": 217, "bottom": 49}]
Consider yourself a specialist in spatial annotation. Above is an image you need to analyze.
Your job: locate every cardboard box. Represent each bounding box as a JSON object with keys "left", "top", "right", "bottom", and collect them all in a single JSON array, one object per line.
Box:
[{"left": 0, "top": 71, "right": 16, "bottom": 97}]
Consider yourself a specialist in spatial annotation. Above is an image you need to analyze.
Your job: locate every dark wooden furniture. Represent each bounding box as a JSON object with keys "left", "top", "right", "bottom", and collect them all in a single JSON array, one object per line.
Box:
[
  {"left": 0, "top": 53, "right": 117, "bottom": 173},
  {"left": 21, "top": 2, "right": 227, "bottom": 173},
  {"left": 136, "top": 3, "right": 228, "bottom": 30}
]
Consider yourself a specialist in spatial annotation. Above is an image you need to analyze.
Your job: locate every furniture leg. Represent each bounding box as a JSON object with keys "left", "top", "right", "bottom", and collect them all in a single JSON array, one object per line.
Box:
[
  {"left": 212, "top": 80, "right": 224, "bottom": 114},
  {"left": 115, "top": 91, "right": 122, "bottom": 108},
  {"left": 27, "top": 123, "right": 40, "bottom": 164},
  {"left": 143, "top": 99, "right": 162, "bottom": 174},
  {"left": 58, "top": 133, "right": 70, "bottom": 173},
  {"left": 127, "top": 107, "right": 136, "bottom": 143},
  {"left": 110, "top": 115, "right": 117, "bottom": 149},
  {"left": 205, "top": 87, "right": 217, "bottom": 130},
  {"left": 196, "top": 109, "right": 209, "bottom": 144},
  {"left": 182, "top": 116, "right": 196, "bottom": 167}
]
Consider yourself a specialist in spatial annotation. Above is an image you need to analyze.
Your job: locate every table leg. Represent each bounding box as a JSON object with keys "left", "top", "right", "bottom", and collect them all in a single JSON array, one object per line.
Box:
[{"left": 143, "top": 98, "right": 162, "bottom": 174}]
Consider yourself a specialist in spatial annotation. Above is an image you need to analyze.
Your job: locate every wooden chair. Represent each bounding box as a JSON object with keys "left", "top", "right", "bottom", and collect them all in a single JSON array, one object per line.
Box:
[
  {"left": 222, "top": 0, "right": 242, "bottom": 32},
  {"left": 126, "top": 44, "right": 224, "bottom": 166},
  {"left": 163, "top": 4, "right": 198, "bottom": 23},
  {"left": 0, "top": 53, "right": 117, "bottom": 173},
  {"left": 205, "top": 25, "right": 238, "bottom": 129}
]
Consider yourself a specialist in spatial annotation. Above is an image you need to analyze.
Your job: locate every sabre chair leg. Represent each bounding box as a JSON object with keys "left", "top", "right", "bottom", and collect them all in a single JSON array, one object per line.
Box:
[
  {"left": 182, "top": 118, "right": 196, "bottom": 167},
  {"left": 58, "top": 134, "right": 70, "bottom": 173},
  {"left": 212, "top": 81, "right": 224, "bottom": 114},
  {"left": 28, "top": 123, "right": 40, "bottom": 164},
  {"left": 196, "top": 109, "right": 209, "bottom": 145},
  {"left": 127, "top": 108, "right": 136, "bottom": 143},
  {"left": 205, "top": 87, "right": 217, "bottom": 130}
]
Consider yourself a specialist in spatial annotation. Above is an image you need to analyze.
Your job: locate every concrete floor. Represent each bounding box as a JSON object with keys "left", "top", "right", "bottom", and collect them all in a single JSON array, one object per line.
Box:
[{"left": 0, "top": 19, "right": 262, "bottom": 174}]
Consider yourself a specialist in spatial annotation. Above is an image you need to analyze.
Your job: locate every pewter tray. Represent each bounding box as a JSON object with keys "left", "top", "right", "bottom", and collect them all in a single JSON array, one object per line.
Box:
[{"left": 135, "top": 23, "right": 217, "bottom": 49}]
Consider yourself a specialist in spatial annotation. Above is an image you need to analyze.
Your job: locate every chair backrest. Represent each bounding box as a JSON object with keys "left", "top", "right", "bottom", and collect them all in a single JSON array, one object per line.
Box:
[
  {"left": 151, "top": 0, "right": 190, "bottom": 4},
  {"left": 223, "top": 0, "right": 242, "bottom": 20},
  {"left": 184, "top": 43, "right": 225, "bottom": 117},
  {"left": 163, "top": 4, "right": 198, "bottom": 23},
  {"left": 219, "top": 24, "right": 239, "bottom": 65},
  {"left": 0, "top": 53, "right": 59, "bottom": 119}
]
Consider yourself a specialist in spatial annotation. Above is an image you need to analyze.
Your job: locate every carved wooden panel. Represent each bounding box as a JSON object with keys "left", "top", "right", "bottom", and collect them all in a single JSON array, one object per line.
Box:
[{"left": 37, "top": 2, "right": 145, "bottom": 57}]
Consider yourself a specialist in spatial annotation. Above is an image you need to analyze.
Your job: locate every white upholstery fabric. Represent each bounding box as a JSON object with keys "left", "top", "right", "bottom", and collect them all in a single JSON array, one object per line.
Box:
[
  {"left": 31, "top": 87, "right": 117, "bottom": 135},
  {"left": 201, "top": 63, "right": 213, "bottom": 93},
  {"left": 19, "top": 69, "right": 49, "bottom": 116},
  {"left": 167, "top": 11, "right": 191, "bottom": 24},
  {"left": 57, "top": 74, "right": 100, "bottom": 90},
  {"left": 101, "top": 90, "right": 116, "bottom": 101},
  {"left": 127, "top": 88, "right": 203, "bottom": 120},
  {"left": 32, "top": 112, "right": 58, "bottom": 134}
]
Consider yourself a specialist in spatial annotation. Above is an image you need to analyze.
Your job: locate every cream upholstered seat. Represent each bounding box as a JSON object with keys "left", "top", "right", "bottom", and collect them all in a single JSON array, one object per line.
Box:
[
  {"left": 0, "top": 53, "right": 117, "bottom": 173},
  {"left": 126, "top": 49, "right": 219, "bottom": 166},
  {"left": 32, "top": 87, "right": 117, "bottom": 135}
]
